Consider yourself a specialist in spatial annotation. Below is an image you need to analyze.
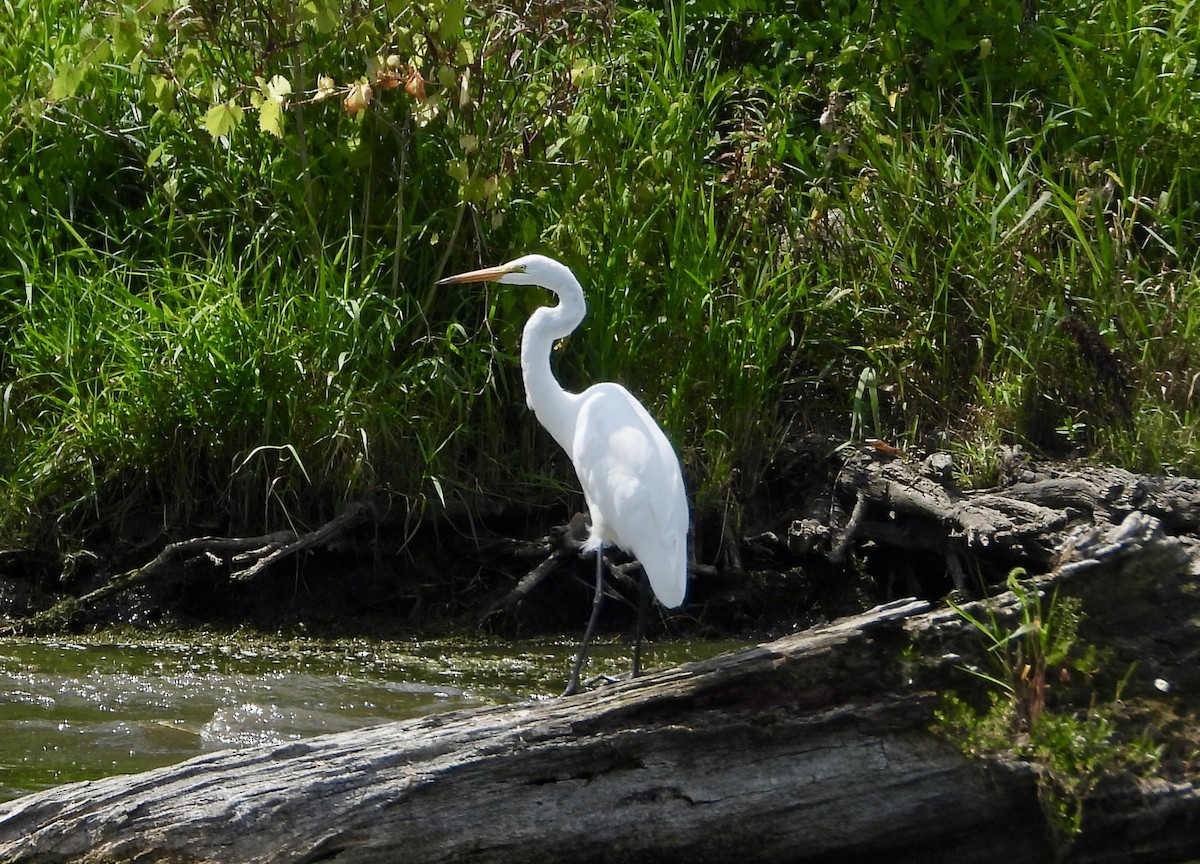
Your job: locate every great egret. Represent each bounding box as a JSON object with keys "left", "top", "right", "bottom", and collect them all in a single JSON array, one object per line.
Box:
[{"left": 437, "top": 254, "right": 689, "bottom": 695}]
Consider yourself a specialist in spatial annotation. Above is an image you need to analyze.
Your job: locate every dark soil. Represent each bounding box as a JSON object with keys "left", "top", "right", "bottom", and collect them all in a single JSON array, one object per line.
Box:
[{"left": 0, "top": 435, "right": 875, "bottom": 640}]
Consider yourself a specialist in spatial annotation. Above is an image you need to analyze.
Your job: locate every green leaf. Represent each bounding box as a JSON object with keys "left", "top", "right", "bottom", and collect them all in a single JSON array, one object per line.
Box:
[
  {"left": 203, "top": 100, "right": 244, "bottom": 139},
  {"left": 570, "top": 59, "right": 601, "bottom": 87},
  {"left": 146, "top": 143, "right": 167, "bottom": 169},
  {"left": 301, "top": 0, "right": 340, "bottom": 33},
  {"left": 566, "top": 113, "right": 590, "bottom": 137},
  {"left": 439, "top": 0, "right": 465, "bottom": 39},
  {"left": 49, "top": 64, "right": 86, "bottom": 100},
  {"left": 176, "top": 48, "right": 203, "bottom": 84},
  {"left": 462, "top": 176, "right": 485, "bottom": 202},
  {"left": 109, "top": 17, "right": 142, "bottom": 64},
  {"left": 148, "top": 75, "right": 176, "bottom": 113},
  {"left": 259, "top": 99, "right": 285, "bottom": 137},
  {"left": 253, "top": 73, "right": 291, "bottom": 137},
  {"left": 48, "top": 36, "right": 110, "bottom": 101}
]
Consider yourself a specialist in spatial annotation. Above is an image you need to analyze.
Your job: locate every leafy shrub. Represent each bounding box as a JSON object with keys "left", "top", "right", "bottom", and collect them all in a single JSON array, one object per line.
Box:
[{"left": 2, "top": 0, "right": 1198, "bottom": 547}]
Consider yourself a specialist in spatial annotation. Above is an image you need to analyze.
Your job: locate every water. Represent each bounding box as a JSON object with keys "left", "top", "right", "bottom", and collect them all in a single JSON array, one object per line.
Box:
[{"left": 0, "top": 634, "right": 736, "bottom": 801}]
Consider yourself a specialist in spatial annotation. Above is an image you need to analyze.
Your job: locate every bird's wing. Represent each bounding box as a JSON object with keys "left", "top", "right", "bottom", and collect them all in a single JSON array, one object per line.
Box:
[{"left": 572, "top": 383, "right": 688, "bottom": 607}]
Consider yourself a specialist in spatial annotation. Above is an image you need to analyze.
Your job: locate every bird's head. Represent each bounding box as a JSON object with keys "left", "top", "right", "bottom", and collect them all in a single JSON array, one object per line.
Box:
[{"left": 436, "top": 254, "right": 575, "bottom": 291}]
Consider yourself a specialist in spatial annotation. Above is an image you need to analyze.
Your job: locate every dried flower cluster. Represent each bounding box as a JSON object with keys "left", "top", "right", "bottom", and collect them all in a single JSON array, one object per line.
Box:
[{"left": 314, "top": 54, "right": 427, "bottom": 117}]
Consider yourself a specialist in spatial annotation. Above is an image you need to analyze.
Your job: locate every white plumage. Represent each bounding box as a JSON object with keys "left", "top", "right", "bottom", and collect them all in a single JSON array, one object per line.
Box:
[{"left": 438, "top": 254, "right": 689, "bottom": 691}]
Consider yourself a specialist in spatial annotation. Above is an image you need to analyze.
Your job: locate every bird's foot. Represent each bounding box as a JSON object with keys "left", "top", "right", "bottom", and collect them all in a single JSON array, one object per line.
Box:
[{"left": 560, "top": 673, "right": 622, "bottom": 697}]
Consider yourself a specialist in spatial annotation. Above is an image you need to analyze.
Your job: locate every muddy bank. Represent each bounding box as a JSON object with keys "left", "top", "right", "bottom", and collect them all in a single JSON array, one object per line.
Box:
[
  {"left": 2, "top": 438, "right": 1198, "bottom": 649},
  {"left": 0, "top": 435, "right": 847, "bottom": 639}
]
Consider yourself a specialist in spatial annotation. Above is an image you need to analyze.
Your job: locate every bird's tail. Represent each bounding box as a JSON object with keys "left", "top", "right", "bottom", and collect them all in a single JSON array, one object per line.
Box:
[{"left": 636, "top": 534, "right": 687, "bottom": 609}]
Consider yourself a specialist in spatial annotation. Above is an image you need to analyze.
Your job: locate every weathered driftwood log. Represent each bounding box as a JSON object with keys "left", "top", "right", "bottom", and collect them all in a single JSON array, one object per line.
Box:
[
  {"left": 1, "top": 510, "right": 1198, "bottom": 864},
  {"left": 0, "top": 600, "right": 1045, "bottom": 864}
]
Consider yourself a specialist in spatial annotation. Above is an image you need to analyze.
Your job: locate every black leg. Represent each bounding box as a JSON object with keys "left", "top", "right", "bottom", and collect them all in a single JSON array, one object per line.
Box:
[
  {"left": 563, "top": 546, "right": 605, "bottom": 696},
  {"left": 632, "top": 567, "right": 650, "bottom": 677}
]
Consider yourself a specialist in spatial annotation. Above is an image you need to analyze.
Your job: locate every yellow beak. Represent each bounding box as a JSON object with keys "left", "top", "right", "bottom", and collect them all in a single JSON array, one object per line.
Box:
[{"left": 436, "top": 263, "right": 519, "bottom": 285}]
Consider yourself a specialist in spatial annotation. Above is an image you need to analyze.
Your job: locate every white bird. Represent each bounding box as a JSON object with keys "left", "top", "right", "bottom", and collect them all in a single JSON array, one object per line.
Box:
[{"left": 437, "top": 254, "right": 689, "bottom": 694}]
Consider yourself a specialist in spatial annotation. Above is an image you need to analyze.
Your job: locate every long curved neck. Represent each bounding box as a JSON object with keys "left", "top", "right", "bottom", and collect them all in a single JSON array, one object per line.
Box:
[{"left": 520, "top": 281, "right": 586, "bottom": 452}]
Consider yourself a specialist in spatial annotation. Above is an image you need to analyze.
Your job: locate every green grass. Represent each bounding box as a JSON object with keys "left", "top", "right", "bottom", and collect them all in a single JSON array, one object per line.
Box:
[
  {"left": 0, "top": 229, "right": 537, "bottom": 542},
  {"left": 938, "top": 570, "right": 1163, "bottom": 846},
  {"left": 1, "top": 0, "right": 1199, "bottom": 550}
]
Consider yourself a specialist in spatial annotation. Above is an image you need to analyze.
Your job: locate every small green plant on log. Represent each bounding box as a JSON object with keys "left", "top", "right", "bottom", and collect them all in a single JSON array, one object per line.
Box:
[{"left": 936, "top": 569, "right": 1162, "bottom": 849}]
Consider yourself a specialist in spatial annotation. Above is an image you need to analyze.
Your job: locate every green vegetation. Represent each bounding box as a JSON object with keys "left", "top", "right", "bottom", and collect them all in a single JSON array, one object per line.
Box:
[
  {"left": 937, "top": 570, "right": 1162, "bottom": 846},
  {"left": 2, "top": 0, "right": 1198, "bottom": 548}
]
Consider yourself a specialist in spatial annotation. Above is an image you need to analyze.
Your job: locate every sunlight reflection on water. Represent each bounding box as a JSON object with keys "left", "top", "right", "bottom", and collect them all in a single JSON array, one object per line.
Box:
[{"left": 0, "top": 635, "right": 740, "bottom": 800}]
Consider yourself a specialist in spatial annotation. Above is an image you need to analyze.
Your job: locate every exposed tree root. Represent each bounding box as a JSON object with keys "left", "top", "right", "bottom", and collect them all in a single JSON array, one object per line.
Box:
[
  {"left": 13, "top": 502, "right": 373, "bottom": 634},
  {"left": 809, "top": 447, "right": 1200, "bottom": 591}
]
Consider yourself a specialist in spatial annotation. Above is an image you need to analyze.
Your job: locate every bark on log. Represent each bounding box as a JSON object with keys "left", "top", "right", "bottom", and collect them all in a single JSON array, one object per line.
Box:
[
  {"left": 1, "top": 510, "right": 1198, "bottom": 864},
  {"left": 0, "top": 600, "right": 1046, "bottom": 864}
]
